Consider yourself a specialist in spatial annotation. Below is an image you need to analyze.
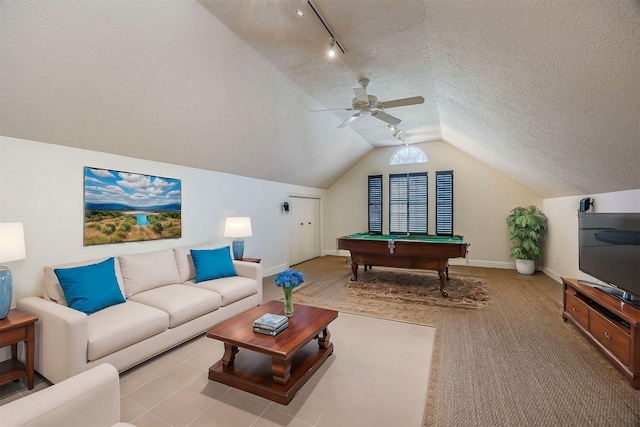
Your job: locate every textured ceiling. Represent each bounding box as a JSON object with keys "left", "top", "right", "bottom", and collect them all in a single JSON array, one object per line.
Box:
[{"left": 1, "top": 0, "right": 638, "bottom": 197}]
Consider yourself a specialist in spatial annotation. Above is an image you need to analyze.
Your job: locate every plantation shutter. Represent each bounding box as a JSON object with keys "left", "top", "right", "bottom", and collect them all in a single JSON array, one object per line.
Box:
[
  {"left": 368, "top": 175, "right": 382, "bottom": 234},
  {"left": 389, "top": 172, "right": 427, "bottom": 235},
  {"left": 436, "top": 171, "right": 454, "bottom": 235}
]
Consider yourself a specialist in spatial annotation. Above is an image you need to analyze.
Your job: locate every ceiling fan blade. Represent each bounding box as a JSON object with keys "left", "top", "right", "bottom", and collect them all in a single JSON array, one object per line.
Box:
[
  {"left": 372, "top": 110, "right": 401, "bottom": 126},
  {"left": 379, "top": 96, "right": 425, "bottom": 109},
  {"left": 352, "top": 86, "right": 369, "bottom": 104},
  {"left": 310, "top": 107, "right": 354, "bottom": 112},
  {"left": 338, "top": 113, "right": 360, "bottom": 128}
]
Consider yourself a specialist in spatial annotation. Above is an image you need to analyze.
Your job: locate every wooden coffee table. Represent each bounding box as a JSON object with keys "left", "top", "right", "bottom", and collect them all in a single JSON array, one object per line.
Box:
[{"left": 206, "top": 300, "right": 338, "bottom": 404}]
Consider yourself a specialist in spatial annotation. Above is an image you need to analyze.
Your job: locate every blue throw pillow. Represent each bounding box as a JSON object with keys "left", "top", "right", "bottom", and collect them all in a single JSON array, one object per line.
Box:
[
  {"left": 54, "top": 257, "right": 126, "bottom": 315},
  {"left": 191, "top": 247, "right": 237, "bottom": 282}
]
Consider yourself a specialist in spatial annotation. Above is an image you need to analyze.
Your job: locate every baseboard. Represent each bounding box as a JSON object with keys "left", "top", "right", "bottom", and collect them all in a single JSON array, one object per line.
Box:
[
  {"left": 262, "top": 263, "right": 288, "bottom": 278},
  {"left": 323, "top": 249, "right": 348, "bottom": 257},
  {"left": 541, "top": 267, "right": 562, "bottom": 283},
  {"left": 449, "top": 259, "right": 517, "bottom": 269}
]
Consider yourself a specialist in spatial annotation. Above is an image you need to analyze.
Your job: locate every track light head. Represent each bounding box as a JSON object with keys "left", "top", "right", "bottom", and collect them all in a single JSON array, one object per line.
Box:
[
  {"left": 327, "top": 38, "right": 336, "bottom": 58},
  {"left": 296, "top": 0, "right": 307, "bottom": 16}
]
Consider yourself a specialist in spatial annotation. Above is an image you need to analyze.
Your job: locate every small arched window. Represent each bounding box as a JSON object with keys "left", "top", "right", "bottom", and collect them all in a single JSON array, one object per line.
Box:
[{"left": 389, "top": 146, "right": 428, "bottom": 165}]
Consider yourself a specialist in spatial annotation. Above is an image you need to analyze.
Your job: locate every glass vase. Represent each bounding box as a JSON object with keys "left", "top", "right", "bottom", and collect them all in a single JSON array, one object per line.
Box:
[{"left": 283, "top": 286, "right": 294, "bottom": 317}]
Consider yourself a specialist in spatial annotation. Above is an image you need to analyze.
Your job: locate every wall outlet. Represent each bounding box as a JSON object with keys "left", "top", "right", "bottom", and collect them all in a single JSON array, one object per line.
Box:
[{"left": 555, "top": 257, "right": 560, "bottom": 265}]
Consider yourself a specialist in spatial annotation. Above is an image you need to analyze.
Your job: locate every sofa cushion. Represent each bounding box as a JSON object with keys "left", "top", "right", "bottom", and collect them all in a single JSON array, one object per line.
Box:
[
  {"left": 173, "top": 243, "right": 217, "bottom": 283},
  {"left": 44, "top": 257, "right": 126, "bottom": 306},
  {"left": 128, "top": 284, "right": 221, "bottom": 328},
  {"left": 191, "top": 247, "right": 237, "bottom": 282},
  {"left": 185, "top": 276, "right": 258, "bottom": 307},
  {"left": 54, "top": 258, "right": 126, "bottom": 315},
  {"left": 87, "top": 301, "right": 169, "bottom": 361},
  {"left": 119, "top": 249, "right": 181, "bottom": 297}
]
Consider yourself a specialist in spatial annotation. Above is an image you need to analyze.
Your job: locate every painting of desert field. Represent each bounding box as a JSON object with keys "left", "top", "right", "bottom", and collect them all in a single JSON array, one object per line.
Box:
[{"left": 84, "top": 167, "right": 181, "bottom": 245}]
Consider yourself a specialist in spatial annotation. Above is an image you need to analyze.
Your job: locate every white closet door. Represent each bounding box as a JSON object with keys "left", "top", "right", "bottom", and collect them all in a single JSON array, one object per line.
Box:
[
  {"left": 303, "top": 196, "right": 320, "bottom": 261},
  {"left": 288, "top": 196, "right": 320, "bottom": 266},
  {"left": 288, "top": 196, "right": 305, "bottom": 266}
]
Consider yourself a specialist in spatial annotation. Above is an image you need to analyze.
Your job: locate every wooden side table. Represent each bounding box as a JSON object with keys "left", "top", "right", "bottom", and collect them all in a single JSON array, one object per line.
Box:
[
  {"left": 236, "top": 257, "right": 261, "bottom": 263},
  {"left": 0, "top": 309, "right": 38, "bottom": 389}
]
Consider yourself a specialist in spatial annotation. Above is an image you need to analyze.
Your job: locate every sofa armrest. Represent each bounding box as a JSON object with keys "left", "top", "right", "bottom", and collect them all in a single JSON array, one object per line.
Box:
[
  {"left": 0, "top": 363, "right": 122, "bottom": 427},
  {"left": 16, "top": 296, "right": 89, "bottom": 384},
  {"left": 233, "top": 260, "right": 261, "bottom": 281},
  {"left": 233, "top": 260, "right": 263, "bottom": 303}
]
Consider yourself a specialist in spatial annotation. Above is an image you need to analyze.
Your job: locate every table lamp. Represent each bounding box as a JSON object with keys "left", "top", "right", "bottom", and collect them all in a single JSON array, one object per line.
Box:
[
  {"left": 0, "top": 222, "right": 27, "bottom": 319},
  {"left": 224, "top": 217, "right": 252, "bottom": 260}
]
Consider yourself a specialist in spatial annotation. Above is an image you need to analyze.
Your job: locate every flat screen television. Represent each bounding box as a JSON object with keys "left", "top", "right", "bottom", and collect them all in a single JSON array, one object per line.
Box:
[{"left": 578, "top": 212, "right": 640, "bottom": 309}]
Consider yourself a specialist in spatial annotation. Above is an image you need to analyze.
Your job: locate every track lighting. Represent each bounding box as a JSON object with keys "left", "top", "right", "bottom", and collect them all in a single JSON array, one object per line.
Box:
[{"left": 303, "top": 0, "right": 345, "bottom": 56}]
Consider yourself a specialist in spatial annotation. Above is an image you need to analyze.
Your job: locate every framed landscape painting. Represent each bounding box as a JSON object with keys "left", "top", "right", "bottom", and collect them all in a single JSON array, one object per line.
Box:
[{"left": 84, "top": 167, "right": 182, "bottom": 246}]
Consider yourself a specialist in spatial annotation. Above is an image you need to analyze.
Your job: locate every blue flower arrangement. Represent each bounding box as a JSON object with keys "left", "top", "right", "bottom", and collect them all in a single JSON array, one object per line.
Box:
[
  {"left": 275, "top": 269, "right": 304, "bottom": 316},
  {"left": 274, "top": 269, "right": 305, "bottom": 289}
]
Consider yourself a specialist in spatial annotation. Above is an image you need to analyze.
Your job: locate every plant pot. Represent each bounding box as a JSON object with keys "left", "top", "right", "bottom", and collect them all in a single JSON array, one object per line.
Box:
[{"left": 515, "top": 259, "right": 535, "bottom": 275}]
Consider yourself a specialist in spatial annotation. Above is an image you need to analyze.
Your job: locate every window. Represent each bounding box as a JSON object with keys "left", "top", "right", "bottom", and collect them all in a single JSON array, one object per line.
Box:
[
  {"left": 436, "top": 171, "right": 454, "bottom": 235},
  {"left": 389, "top": 172, "right": 427, "bottom": 235},
  {"left": 389, "top": 146, "right": 428, "bottom": 165},
  {"left": 368, "top": 175, "right": 382, "bottom": 234}
]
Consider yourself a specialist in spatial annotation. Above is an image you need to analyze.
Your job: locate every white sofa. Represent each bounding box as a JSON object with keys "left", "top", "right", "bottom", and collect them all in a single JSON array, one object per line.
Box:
[
  {"left": 0, "top": 363, "right": 131, "bottom": 427},
  {"left": 17, "top": 245, "right": 262, "bottom": 384}
]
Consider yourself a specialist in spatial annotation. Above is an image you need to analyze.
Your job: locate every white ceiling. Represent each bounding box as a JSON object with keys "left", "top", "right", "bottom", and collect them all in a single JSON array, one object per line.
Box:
[{"left": 1, "top": 0, "right": 638, "bottom": 198}]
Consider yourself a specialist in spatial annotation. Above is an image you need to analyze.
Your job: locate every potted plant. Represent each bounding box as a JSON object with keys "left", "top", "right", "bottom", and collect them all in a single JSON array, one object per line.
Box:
[{"left": 506, "top": 205, "right": 548, "bottom": 274}]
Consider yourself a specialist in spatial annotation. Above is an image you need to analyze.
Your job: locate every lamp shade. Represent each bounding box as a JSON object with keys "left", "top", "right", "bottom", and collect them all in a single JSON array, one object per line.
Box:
[
  {"left": 224, "top": 217, "right": 252, "bottom": 238},
  {"left": 0, "top": 222, "right": 26, "bottom": 263}
]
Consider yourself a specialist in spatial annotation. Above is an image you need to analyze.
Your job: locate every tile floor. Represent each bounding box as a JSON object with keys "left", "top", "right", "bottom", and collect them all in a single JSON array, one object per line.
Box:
[{"left": 1, "top": 285, "right": 435, "bottom": 427}]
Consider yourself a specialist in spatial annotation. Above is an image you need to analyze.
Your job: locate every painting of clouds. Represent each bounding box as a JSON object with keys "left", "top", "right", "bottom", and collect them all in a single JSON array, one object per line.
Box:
[{"left": 84, "top": 167, "right": 181, "bottom": 245}]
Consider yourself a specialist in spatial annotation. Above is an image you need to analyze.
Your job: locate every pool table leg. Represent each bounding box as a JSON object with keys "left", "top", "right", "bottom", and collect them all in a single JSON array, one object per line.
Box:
[
  {"left": 438, "top": 270, "right": 449, "bottom": 297},
  {"left": 446, "top": 266, "right": 450, "bottom": 280},
  {"left": 350, "top": 262, "right": 359, "bottom": 281}
]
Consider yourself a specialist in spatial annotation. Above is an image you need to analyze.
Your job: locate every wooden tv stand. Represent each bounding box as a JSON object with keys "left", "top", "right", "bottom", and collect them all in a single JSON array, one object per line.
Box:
[{"left": 562, "top": 278, "right": 640, "bottom": 388}]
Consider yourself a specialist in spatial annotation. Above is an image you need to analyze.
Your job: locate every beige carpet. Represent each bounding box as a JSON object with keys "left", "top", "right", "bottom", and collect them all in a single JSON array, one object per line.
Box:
[{"left": 278, "top": 256, "right": 640, "bottom": 427}]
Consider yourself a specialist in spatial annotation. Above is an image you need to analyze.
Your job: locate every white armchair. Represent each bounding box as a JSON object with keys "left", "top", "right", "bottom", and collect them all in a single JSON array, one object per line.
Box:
[{"left": 0, "top": 363, "right": 132, "bottom": 427}]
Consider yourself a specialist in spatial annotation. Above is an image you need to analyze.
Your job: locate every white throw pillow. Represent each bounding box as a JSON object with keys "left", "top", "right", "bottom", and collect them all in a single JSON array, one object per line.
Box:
[{"left": 118, "top": 249, "right": 180, "bottom": 297}]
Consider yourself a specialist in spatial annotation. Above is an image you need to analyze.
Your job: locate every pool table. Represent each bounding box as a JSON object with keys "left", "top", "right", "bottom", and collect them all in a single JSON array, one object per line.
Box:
[{"left": 337, "top": 233, "right": 469, "bottom": 297}]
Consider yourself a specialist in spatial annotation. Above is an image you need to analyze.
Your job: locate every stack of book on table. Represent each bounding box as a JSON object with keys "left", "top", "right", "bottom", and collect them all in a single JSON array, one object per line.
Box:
[{"left": 253, "top": 313, "right": 288, "bottom": 336}]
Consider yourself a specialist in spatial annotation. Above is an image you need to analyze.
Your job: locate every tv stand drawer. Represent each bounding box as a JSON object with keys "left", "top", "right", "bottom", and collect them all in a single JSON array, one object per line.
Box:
[
  {"left": 565, "top": 292, "right": 589, "bottom": 330},
  {"left": 590, "top": 312, "right": 630, "bottom": 366}
]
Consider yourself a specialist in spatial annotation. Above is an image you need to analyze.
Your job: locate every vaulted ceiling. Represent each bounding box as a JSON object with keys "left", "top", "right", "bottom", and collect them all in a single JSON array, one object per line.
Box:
[{"left": 1, "top": 0, "right": 638, "bottom": 198}]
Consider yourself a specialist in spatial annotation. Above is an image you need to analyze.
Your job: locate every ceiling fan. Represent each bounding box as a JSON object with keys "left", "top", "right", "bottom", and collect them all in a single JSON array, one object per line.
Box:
[{"left": 311, "top": 78, "right": 424, "bottom": 129}]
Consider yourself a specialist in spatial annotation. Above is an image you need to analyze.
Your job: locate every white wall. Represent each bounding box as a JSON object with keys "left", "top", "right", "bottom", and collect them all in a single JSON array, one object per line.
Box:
[
  {"left": 0, "top": 136, "right": 325, "bottom": 302},
  {"left": 323, "top": 140, "right": 542, "bottom": 267},
  {"left": 543, "top": 189, "right": 640, "bottom": 282}
]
